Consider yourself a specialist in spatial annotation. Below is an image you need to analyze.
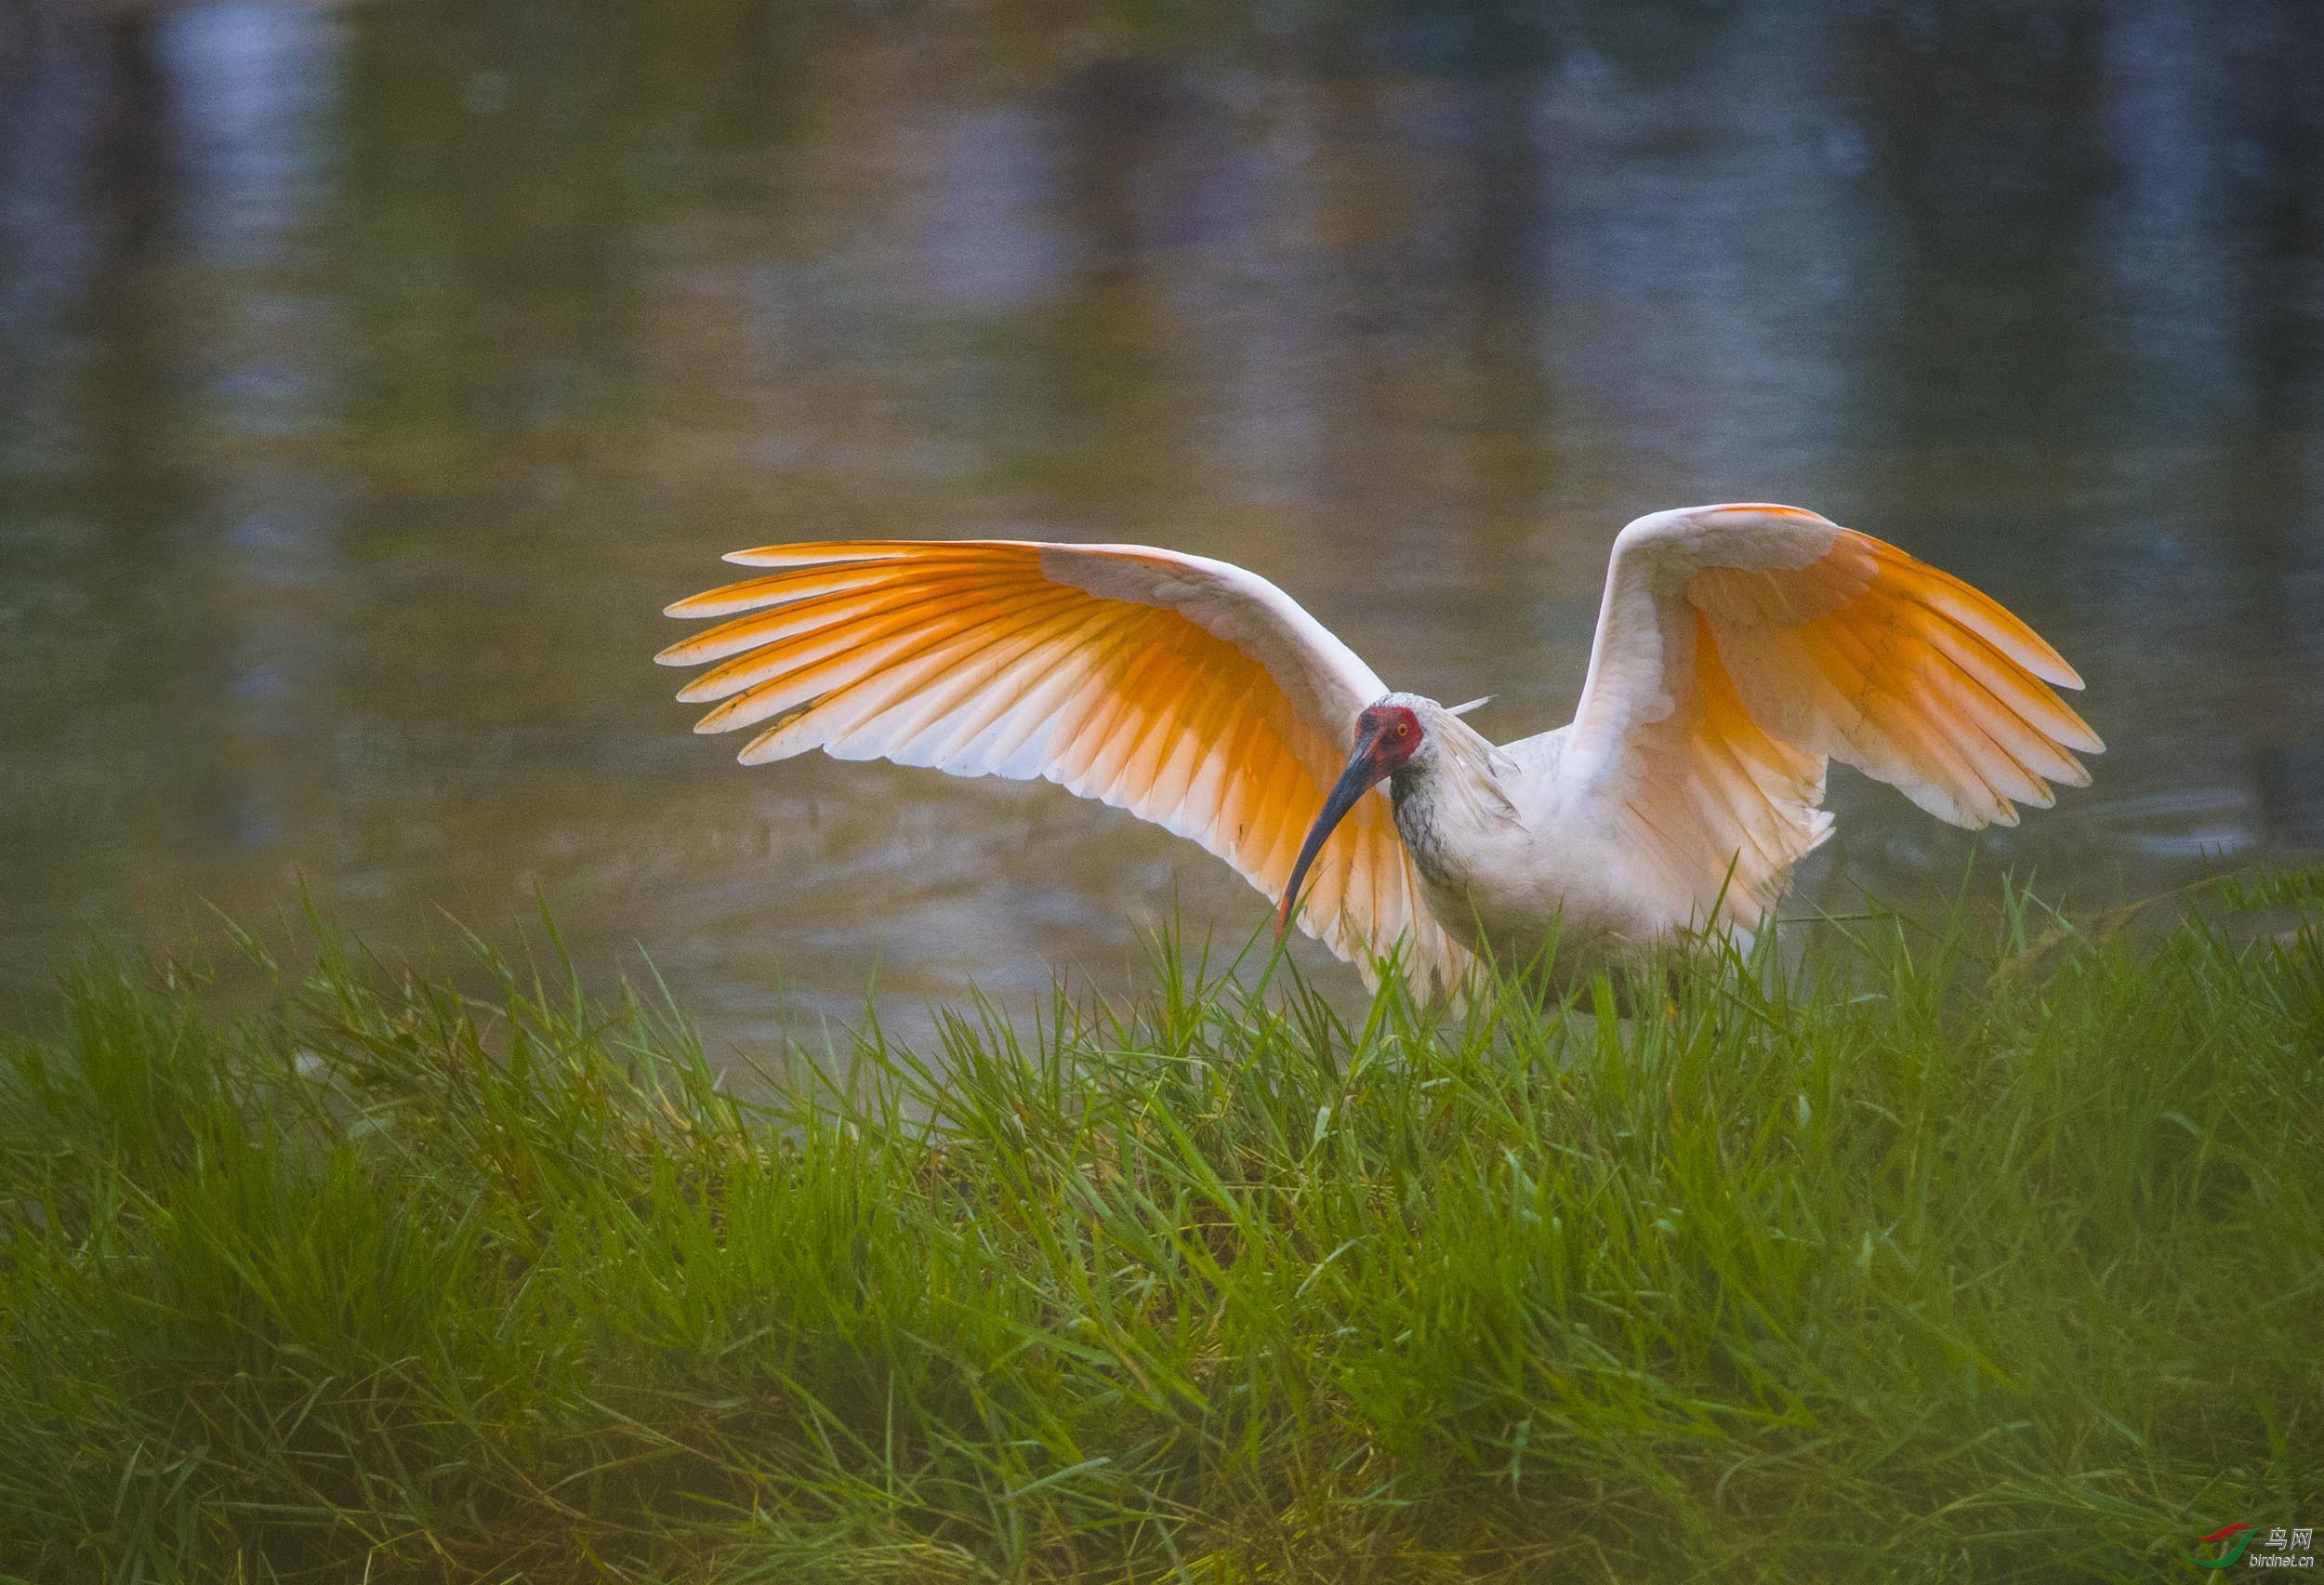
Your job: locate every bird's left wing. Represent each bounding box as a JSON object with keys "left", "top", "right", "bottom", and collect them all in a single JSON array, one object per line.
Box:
[
  {"left": 657, "top": 539, "right": 1472, "bottom": 993},
  {"left": 1561, "top": 504, "right": 2102, "bottom": 930}
]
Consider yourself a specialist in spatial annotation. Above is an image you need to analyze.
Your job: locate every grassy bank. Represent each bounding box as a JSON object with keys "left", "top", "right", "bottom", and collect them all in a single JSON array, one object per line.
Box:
[{"left": 2, "top": 880, "right": 2319, "bottom": 1582}]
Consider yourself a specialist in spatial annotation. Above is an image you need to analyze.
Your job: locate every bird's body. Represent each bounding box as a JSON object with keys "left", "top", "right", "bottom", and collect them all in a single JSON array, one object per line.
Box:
[
  {"left": 658, "top": 505, "right": 2099, "bottom": 997},
  {"left": 1380, "top": 706, "right": 1641, "bottom": 984}
]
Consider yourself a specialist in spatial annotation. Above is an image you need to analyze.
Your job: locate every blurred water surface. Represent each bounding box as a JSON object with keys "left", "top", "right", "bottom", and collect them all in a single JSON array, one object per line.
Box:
[{"left": 3, "top": 0, "right": 2321, "bottom": 1054}]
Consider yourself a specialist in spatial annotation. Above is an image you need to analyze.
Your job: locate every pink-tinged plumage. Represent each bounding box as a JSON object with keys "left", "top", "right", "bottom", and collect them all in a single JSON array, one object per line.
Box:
[
  {"left": 657, "top": 539, "right": 1472, "bottom": 995},
  {"left": 658, "top": 506, "right": 2101, "bottom": 996}
]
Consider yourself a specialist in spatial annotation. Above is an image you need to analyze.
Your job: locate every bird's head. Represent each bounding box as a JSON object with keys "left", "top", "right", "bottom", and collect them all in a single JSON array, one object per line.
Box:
[{"left": 1274, "top": 697, "right": 1429, "bottom": 939}]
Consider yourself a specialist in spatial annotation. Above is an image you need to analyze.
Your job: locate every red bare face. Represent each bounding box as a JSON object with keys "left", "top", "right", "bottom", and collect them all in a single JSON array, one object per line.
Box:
[{"left": 1356, "top": 702, "right": 1423, "bottom": 773}]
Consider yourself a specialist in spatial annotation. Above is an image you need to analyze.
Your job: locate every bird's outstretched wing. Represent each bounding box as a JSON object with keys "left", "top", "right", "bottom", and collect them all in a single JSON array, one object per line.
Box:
[
  {"left": 657, "top": 539, "right": 1471, "bottom": 993},
  {"left": 1562, "top": 503, "right": 2102, "bottom": 928}
]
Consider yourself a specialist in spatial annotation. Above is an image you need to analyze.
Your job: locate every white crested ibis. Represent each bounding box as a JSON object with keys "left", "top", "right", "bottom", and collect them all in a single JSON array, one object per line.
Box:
[{"left": 657, "top": 504, "right": 2100, "bottom": 996}]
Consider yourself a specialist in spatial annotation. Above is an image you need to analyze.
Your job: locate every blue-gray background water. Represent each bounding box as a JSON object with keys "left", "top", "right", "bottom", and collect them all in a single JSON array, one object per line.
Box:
[{"left": 4, "top": 0, "right": 2320, "bottom": 1054}]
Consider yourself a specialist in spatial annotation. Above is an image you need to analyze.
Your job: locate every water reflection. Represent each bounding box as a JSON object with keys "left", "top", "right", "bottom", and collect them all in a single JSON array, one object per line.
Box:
[{"left": 1, "top": 0, "right": 2318, "bottom": 1056}]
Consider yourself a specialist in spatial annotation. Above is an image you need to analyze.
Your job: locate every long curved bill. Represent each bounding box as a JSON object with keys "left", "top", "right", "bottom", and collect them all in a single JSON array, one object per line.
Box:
[{"left": 1275, "top": 745, "right": 1386, "bottom": 940}]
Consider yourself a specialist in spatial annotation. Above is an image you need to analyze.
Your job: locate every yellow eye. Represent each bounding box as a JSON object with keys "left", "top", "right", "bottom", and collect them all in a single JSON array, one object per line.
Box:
[{"left": 1394, "top": 721, "right": 1410, "bottom": 738}]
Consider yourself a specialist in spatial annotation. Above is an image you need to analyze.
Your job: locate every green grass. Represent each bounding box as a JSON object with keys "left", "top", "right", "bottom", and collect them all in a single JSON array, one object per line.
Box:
[{"left": 1, "top": 878, "right": 2319, "bottom": 1582}]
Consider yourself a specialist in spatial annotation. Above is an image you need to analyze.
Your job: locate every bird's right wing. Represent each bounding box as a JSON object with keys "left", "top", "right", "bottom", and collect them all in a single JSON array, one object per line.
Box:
[
  {"left": 657, "top": 539, "right": 1472, "bottom": 994},
  {"left": 1561, "top": 504, "right": 2102, "bottom": 929}
]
